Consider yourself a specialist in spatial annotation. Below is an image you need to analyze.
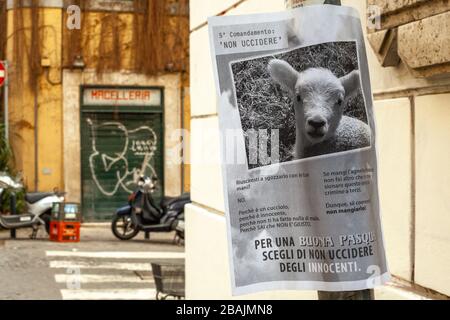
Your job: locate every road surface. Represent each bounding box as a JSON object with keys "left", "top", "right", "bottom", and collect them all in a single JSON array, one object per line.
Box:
[{"left": 0, "top": 224, "right": 184, "bottom": 300}]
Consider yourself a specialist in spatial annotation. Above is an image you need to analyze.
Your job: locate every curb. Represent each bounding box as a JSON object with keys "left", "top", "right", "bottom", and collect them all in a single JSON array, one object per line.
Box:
[{"left": 81, "top": 223, "right": 111, "bottom": 228}]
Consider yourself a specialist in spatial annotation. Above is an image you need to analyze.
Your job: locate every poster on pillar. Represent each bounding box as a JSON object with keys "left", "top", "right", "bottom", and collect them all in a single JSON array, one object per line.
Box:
[{"left": 208, "top": 5, "right": 389, "bottom": 295}]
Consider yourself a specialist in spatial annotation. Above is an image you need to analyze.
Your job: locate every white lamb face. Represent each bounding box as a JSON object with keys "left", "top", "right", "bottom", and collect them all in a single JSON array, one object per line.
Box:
[
  {"left": 295, "top": 68, "right": 345, "bottom": 143},
  {"left": 268, "top": 59, "right": 360, "bottom": 144}
]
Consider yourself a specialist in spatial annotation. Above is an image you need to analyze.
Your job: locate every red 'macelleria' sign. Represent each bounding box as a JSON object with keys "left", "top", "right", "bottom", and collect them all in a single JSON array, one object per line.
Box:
[{"left": 83, "top": 88, "right": 161, "bottom": 106}]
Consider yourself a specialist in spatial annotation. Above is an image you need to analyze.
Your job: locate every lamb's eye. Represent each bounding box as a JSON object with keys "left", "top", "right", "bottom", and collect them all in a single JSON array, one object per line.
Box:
[
  {"left": 337, "top": 98, "right": 343, "bottom": 105},
  {"left": 296, "top": 94, "right": 302, "bottom": 102}
]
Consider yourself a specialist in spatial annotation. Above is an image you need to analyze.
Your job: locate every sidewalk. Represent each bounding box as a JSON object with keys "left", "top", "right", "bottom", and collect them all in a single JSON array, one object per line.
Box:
[{"left": 375, "top": 278, "right": 446, "bottom": 300}]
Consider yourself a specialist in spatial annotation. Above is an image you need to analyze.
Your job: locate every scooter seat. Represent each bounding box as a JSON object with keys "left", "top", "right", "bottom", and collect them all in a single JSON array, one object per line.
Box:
[
  {"left": 25, "top": 192, "right": 55, "bottom": 204},
  {"left": 160, "top": 196, "right": 177, "bottom": 208},
  {"left": 160, "top": 193, "right": 190, "bottom": 210}
]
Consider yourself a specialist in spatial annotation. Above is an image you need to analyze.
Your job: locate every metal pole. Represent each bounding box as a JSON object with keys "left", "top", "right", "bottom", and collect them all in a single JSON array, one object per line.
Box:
[
  {"left": 34, "top": 77, "right": 38, "bottom": 192},
  {"left": 10, "top": 192, "right": 16, "bottom": 215},
  {"left": 284, "top": 0, "right": 375, "bottom": 301},
  {"left": 9, "top": 190, "right": 17, "bottom": 240},
  {"left": 3, "top": 60, "right": 8, "bottom": 143}
]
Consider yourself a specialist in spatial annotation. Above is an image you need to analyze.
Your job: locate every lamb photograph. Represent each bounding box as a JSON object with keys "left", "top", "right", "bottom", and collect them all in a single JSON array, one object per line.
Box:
[{"left": 231, "top": 41, "right": 371, "bottom": 169}]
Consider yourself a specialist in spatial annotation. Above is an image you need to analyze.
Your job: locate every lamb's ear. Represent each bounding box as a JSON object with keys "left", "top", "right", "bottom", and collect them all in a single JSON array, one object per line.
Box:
[
  {"left": 340, "top": 70, "right": 360, "bottom": 100},
  {"left": 268, "top": 59, "right": 299, "bottom": 94}
]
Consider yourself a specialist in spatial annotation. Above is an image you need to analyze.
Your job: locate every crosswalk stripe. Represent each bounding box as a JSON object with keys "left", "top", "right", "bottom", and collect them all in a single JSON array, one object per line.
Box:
[
  {"left": 46, "top": 251, "right": 185, "bottom": 259},
  {"left": 61, "top": 289, "right": 156, "bottom": 300},
  {"left": 55, "top": 274, "right": 153, "bottom": 284},
  {"left": 49, "top": 260, "right": 152, "bottom": 271},
  {"left": 47, "top": 250, "right": 184, "bottom": 300}
]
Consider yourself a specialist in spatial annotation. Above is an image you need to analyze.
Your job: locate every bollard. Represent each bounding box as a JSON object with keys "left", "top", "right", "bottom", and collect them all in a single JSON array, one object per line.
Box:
[
  {"left": 10, "top": 192, "right": 17, "bottom": 239},
  {"left": 10, "top": 191, "right": 16, "bottom": 215},
  {"left": 284, "top": 0, "right": 375, "bottom": 301}
]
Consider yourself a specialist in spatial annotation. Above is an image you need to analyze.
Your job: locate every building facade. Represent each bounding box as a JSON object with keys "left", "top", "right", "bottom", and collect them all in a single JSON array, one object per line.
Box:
[
  {"left": 1, "top": 0, "right": 190, "bottom": 221},
  {"left": 187, "top": 0, "right": 450, "bottom": 299}
]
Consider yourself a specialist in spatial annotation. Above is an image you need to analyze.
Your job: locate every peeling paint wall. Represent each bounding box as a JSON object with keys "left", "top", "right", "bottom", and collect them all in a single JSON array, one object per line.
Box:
[
  {"left": 5, "top": 3, "right": 189, "bottom": 200},
  {"left": 6, "top": 7, "right": 63, "bottom": 192}
]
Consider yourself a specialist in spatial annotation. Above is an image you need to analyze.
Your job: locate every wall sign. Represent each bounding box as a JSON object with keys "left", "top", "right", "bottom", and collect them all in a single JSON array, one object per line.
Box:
[{"left": 83, "top": 88, "right": 162, "bottom": 107}]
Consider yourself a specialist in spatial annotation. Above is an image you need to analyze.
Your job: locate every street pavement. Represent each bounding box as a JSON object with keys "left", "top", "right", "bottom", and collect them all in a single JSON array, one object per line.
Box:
[
  {"left": 0, "top": 224, "right": 437, "bottom": 300},
  {"left": 0, "top": 224, "right": 184, "bottom": 300}
]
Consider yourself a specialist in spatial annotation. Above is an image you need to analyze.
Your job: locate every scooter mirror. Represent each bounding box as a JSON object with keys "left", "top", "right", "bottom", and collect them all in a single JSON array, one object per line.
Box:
[{"left": 0, "top": 173, "right": 23, "bottom": 190}]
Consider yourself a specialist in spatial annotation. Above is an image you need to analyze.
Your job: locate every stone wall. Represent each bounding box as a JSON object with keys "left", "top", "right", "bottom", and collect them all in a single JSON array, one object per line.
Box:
[
  {"left": 186, "top": 0, "right": 450, "bottom": 299},
  {"left": 367, "top": 0, "right": 450, "bottom": 77}
]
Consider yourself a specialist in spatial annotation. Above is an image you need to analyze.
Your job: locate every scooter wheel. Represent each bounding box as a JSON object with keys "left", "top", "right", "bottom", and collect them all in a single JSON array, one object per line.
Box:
[{"left": 111, "top": 215, "right": 139, "bottom": 240}]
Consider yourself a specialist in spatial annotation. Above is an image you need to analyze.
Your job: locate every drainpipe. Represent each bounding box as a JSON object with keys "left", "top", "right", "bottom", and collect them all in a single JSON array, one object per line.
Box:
[
  {"left": 3, "top": 61, "right": 9, "bottom": 143},
  {"left": 180, "top": 84, "right": 186, "bottom": 194},
  {"left": 284, "top": 0, "right": 375, "bottom": 301},
  {"left": 34, "top": 80, "right": 38, "bottom": 192}
]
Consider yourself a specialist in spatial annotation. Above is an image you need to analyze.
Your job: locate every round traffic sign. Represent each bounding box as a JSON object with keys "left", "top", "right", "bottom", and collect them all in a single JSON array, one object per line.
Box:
[{"left": 0, "top": 62, "right": 6, "bottom": 87}]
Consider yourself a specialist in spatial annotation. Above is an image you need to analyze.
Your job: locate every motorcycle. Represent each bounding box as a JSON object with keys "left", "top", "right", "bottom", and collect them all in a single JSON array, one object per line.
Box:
[
  {"left": 111, "top": 175, "right": 190, "bottom": 241},
  {"left": 0, "top": 173, "right": 65, "bottom": 238}
]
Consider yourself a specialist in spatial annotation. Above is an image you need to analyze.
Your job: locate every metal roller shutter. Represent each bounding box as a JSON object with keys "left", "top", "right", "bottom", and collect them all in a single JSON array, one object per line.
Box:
[{"left": 80, "top": 109, "right": 164, "bottom": 221}]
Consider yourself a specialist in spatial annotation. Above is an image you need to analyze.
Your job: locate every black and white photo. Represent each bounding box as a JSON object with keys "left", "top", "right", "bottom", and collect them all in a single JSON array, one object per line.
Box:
[{"left": 231, "top": 41, "right": 371, "bottom": 169}]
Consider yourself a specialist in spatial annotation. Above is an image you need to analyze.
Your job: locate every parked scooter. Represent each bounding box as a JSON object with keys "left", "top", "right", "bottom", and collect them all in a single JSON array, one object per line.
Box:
[
  {"left": 0, "top": 173, "right": 64, "bottom": 238},
  {"left": 111, "top": 175, "right": 190, "bottom": 241},
  {"left": 25, "top": 190, "right": 65, "bottom": 233}
]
